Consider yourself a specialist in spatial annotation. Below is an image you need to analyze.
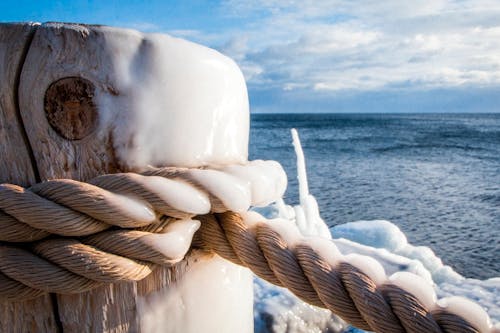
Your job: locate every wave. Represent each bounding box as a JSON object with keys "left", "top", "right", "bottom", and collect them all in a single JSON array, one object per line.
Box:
[
  {"left": 373, "top": 143, "right": 493, "bottom": 153},
  {"left": 473, "top": 193, "right": 500, "bottom": 204}
]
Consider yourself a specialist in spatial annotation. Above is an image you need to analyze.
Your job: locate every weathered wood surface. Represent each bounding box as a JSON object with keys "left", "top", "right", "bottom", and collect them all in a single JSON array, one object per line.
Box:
[
  {"left": 0, "top": 22, "right": 59, "bottom": 333},
  {"left": 1, "top": 22, "right": 252, "bottom": 333},
  {"left": 0, "top": 23, "right": 38, "bottom": 186},
  {"left": 18, "top": 22, "right": 126, "bottom": 182},
  {"left": 13, "top": 22, "right": 196, "bottom": 332}
]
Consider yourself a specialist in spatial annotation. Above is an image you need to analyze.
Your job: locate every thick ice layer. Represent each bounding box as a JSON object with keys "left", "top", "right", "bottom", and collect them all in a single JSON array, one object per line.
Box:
[
  {"left": 139, "top": 175, "right": 211, "bottom": 215},
  {"left": 438, "top": 278, "right": 500, "bottom": 327},
  {"left": 388, "top": 272, "right": 436, "bottom": 310},
  {"left": 254, "top": 277, "right": 347, "bottom": 333},
  {"left": 141, "top": 219, "right": 200, "bottom": 260},
  {"left": 436, "top": 296, "right": 492, "bottom": 332},
  {"left": 188, "top": 169, "right": 252, "bottom": 212},
  {"left": 254, "top": 129, "right": 498, "bottom": 331},
  {"left": 125, "top": 160, "right": 286, "bottom": 332},
  {"left": 333, "top": 220, "right": 463, "bottom": 283},
  {"left": 73, "top": 26, "right": 254, "bottom": 332},
  {"left": 255, "top": 205, "right": 500, "bottom": 331},
  {"left": 109, "top": 192, "right": 157, "bottom": 223},
  {"left": 332, "top": 220, "right": 500, "bottom": 327},
  {"left": 221, "top": 160, "right": 287, "bottom": 207},
  {"left": 290, "top": 129, "right": 330, "bottom": 239},
  {"left": 96, "top": 28, "right": 249, "bottom": 168},
  {"left": 138, "top": 253, "right": 253, "bottom": 333}
]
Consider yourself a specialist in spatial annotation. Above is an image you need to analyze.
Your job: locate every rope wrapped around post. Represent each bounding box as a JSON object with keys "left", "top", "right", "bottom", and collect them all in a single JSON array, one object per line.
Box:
[{"left": 0, "top": 164, "right": 495, "bottom": 333}]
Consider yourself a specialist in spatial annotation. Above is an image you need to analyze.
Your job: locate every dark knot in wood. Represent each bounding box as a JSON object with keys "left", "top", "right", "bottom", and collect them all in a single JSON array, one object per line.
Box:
[{"left": 44, "top": 77, "right": 98, "bottom": 140}]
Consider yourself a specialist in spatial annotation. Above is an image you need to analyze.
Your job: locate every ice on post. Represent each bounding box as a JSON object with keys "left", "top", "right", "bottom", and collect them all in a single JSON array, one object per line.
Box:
[
  {"left": 14, "top": 22, "right": 280, "bottom": 333},
  {"left": 19, "top": 23, "right": 250, "bottom": 181},
  {"left": 102, "top": 29, "right": 255, "bottom": 332},
  {"left": 95, "top": 29, "right": 250, "bottom": 169}
]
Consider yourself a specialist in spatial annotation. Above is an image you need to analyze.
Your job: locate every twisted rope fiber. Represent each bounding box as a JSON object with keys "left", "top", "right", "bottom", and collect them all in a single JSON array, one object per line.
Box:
[
  {"left": 0, "top": 169, "right": 490, "bottom": 333},
  {"left": 0, "top": 216, "right": 178, "bottom": 300},
  {"left": 0, "top": 169, "right": 211, "bottom": 242},
  {"left": 0, "top": 166, "right": 226, "bottom": 301},
  {"left": 198, "top": 212, "right": 487, "bottom": 333}
]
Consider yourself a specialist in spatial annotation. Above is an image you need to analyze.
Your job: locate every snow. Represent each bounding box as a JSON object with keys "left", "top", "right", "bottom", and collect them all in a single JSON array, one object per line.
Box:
[
  {"left": 84, "top": 27, "right": 497, "bottom": 332},
  {"left": 253, "top": 129, "right": 498, "bottom": 332},
  {"left": 332, "top": 220, "right": 500, "bottom": 331},
  {"left": 439, "top": 278, "right": 500, "bottom": 328},
  {"left": 332, "top": 220, "right": 464, "bottom": 283},
  {"left": 254, "top": 277, "right": 347, "bottom": 333},
  {"left": 332, "top": 235, "right": 434, "bottom": 283},
  {"left": 331, "top": 219, "right": 499, "bottom": 330},
  {"left": 96, "top": 29, "right": 249, "bottom": 169},
  {"left": 256, "top": 203, "right": 500, "bottom": 332},
  {"left": 332, "top": 220, "right": 407, "bottom": 252}
]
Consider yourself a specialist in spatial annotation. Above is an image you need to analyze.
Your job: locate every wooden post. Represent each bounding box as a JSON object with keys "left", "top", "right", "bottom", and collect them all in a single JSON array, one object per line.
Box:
[
  {"left": 1, "top": 22, "right": 253, "bottom": 332},
  {"left": 0, "top": 22, "right": 59, "bottom": 332}
]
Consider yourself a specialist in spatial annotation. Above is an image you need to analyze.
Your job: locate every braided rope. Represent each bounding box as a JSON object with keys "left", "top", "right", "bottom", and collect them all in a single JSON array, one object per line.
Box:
[
  {"left": 198, "top": 212, "right": 494, "bottom": 333},
  {"left": 0, "top": 166, "right": 241, "bottom": 300},
  {"left": 0, "top": 166, "right": 495, "bottom": 332},
  {"left": 0, "top": 218, "right": 184, "bottom": 301}
]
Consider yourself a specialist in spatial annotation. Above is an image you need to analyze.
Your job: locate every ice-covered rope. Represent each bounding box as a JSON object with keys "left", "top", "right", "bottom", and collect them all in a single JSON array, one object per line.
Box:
[
  {"left": 0, "top": 161, "right": 285, "bottom": 300},
  {"left": 0, "top": 162, "right": 495, "bottom": 332},
  {"left": 199, "top": 212, "right": 495, "bottom": 333}
]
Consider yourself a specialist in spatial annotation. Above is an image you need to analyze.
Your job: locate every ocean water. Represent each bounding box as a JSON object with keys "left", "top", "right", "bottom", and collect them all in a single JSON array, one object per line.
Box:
[{"left": 249, "top": 113, "right": 500, "bottom": 279}]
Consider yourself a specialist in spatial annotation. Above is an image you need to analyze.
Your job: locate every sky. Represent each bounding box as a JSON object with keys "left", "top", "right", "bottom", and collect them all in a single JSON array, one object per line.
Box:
[{"left": 1, "top": 0, "right": 500, "bottom": 113}]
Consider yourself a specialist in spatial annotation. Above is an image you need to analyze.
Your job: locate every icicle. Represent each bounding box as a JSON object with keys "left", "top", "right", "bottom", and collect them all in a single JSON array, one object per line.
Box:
[{"left": 291, "top": 129, "right": 331, "bottom": 239}]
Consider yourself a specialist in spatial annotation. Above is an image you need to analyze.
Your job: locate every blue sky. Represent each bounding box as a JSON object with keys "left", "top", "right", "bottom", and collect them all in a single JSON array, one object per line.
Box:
[{"left": 2, "top": 0, "right": 500, "bottom": 113}]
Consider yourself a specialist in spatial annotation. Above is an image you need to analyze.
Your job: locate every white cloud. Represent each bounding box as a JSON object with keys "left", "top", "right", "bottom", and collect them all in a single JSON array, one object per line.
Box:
[
  {"left": 214, "top": 0, "right": 500, "bottom": 92},
  {"left": 292, "top": 27, "right": 381, "bottom": 54},
  {"left": 220, "top": 36, "right": 250, "bottom": 61}
]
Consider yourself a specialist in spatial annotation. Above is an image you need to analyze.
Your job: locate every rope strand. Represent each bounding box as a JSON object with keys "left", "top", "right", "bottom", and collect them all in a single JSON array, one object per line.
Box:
[{"left": 0, "top": 164, "right": 494, "bottom": 333}]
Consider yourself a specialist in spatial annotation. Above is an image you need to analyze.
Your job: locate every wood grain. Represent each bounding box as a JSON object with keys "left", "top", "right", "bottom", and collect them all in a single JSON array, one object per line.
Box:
[
  {"left": 0, "top": 22, "right": 59, "bottom": 333},
  {"left": 18, "top": 22, "right": 127, "bottom": 182},
  {"left": 0, "top": 23, "right": 38, "bottom": 187},
  {"left": 17, "top": 22, "right": 202, "bottom": 332},
  {"left": 4, "top": 22, "right": 252, "bottom": 332}
]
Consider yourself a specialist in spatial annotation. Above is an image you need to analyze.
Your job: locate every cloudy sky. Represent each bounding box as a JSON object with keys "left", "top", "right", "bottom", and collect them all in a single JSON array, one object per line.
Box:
[{"left": 2, "top": 0, "right": 500, "bottom": 112}]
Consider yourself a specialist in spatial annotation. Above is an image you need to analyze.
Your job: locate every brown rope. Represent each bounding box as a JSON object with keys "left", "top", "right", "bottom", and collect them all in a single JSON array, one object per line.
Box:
[
  {"left": 0, "top": 166, "right": 249, "bottom": 301},
  {"left": 0, "top": 166, "right": 239, "bottom": 243},
  {"left": 198, "top": 212, "right": 492, "bottom": 333},
  {"left": 0, "top": 166, "right": 494, "bottom": 333}
]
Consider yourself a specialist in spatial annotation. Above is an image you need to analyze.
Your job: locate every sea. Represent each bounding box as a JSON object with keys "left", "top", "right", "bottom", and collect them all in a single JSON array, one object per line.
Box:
[{"left": 249, "top": 113, "right": 500, "bottom": 280}]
